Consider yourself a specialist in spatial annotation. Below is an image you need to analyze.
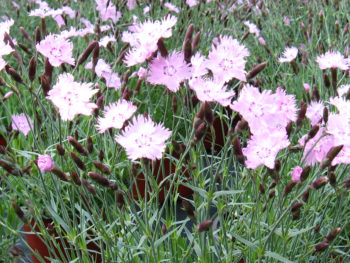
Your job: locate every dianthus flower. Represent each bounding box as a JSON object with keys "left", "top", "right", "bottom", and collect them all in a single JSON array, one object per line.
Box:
[
  {"left": 115, "top": 115, "right": 172, "bottom": 161},
  {"left": 36, "top": 34, "right": 75, "bottom": 67},
  {"left": 96, "top": 99, "right": 137, "bottom": 133},
  {"left": 95, "top": 0, "right": 121, "bottom": 23},
  {"left": 206, "top": 35, "right": 249, "bottom": 82},
  {"left": 47, "top": 73, "right": 98, "bottom": 121},
  {"left": 291, "top": 166, "right": 302, "bottom": 182},
  {"left": 306, "top": 101, "right": 325, "bottom": 125},
  {"left": 122, "top": 15, "right": 177, "bottom": 66},
  {"left": 189, "top": 78, "right": 235, "bottom": 107},
  {"left": 164, "top": 2, "right": 179, "bottom": 13},
  {"left": 38, "top": 154, "right": 54, "bottom": 172},
  {"left": 244, "top": 21, "right": 260, "bottom": 36},
  {"left": 243, "top": 130, "right": 290, "bottom": 169},
  {"left": 278, "top": 47, "right": 298, "bottom": 63},
  {"left": 147, "top": 51, "right": 192, "bottom": 92},
  {"left": 11, "top": 113, "right": 33, "bottom": 136},
  {"left": 316, "top": 51, "right": 349, "bottom": 70}
]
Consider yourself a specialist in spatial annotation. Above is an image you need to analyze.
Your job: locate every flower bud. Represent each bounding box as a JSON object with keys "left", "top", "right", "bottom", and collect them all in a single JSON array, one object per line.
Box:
[
  {"left": 5, "top": 66, "right": 23, "bottom": 84},
  {"left": 323, "top": 72, "right": 330, "bottom": 88},
  {"left": 88, "top": 171, "right": 110, "bottom": 187},
  {"left": 86, "top": 136, "right": 93, "bottom": 154},
  {"left": 28, "top": 57, "right": 36, "bottom": 82},
  {"left": 328, "top": 171, "right": 336, "bottom": 186},
  {"left": 70, "top": 152, "right": 86, "bottom": 171},
  {"left": 162, "top": 224, "right": 168, "bottom": 235},
  {"left": 157, "top": 38, "right": 168, "bottom": 57},
  {"left": 325, "top": 227, "right": 341, "bottom": 243},
  {"left": 172, "top": 96, "right": 178, "bottom": 113},
  {"left": 56, "top": 144, "right": 65, "bottom": 156},
  {"left": 321, "top": 145, "right": 343, "bottom": 169},
  {"left": 296, "top": 101, "right": 307, "bottom": 127},
  {"left": 196, "top": 220, "right": 212, "bottom": 232},
  {"left": 98, "top": 149, "right": 104, "bottom": 162},
  {"left": 314, "top": 242, "right": 328, "bottom": 252},
  {"left": 51, "top": 167, "right": 69, "bottom": 181},
  {"left": 35, "top": 26, "right": 41, "bottom": 44},
  {"left": 193, "top": 122, "right": 207, "bottom": 143},
  {"left": 78, "top": 41, "right": 99, "bottom": 66},
  {"left": 269, "top": 190, "right": 276, "bottom": 199},
  {"left": 93, "top": 161, "right": 111, "bottom": 175},
  {"left": 82, "top": 179, "right": 96, "bottom": 195},
  {"left": 302, "top": 187, "right": 311, "bottom": 202},
  {"left": 314, "top": 225, "right": 320, "bottom": 233},
  {"left": 292, "top": 209, "right": 300, "bottom": 221},
  {"left": 291, "top": 202, "right": 303, "bottom": 213},
  {"left": 19, "top": 27, "right": 33, "bottom": 45},
  {"left": 311, "top": 85, "right": 320, "bottom": 101},
  {"left": 184, "top": 24, "right": 194, "bottom": 42},
  {"left": 323, "top": 107, "right": 328, "bottom": 123},
  {"left": 67, "top": 136, "right": 88, "bottom": 156},
  {"left": 311, "top": 177, "right": 328, "bottom": 190},
  {"left": 284, "top": 181, "right": 297, "bottom": 196},
  {"left": 183, "top": 39, "right": 192, "bottom": 63},
  {"left": 71, "top": 170, "right": 81, "bottom": 186},
  {"left": 308, "top": 125, "right": 319, "bottom": 140},
  {"left": 0, "top": 159, "right": 20, "bottom": 176},
  {"left": 259, "top": 184, "right": 266, "bottom": 194},
  {"left": 233, "top": 137, "right": 245, "bottom": 165},
  {"left": 247, "top": 62, "right": 267, "bottom": 79},
  {"left": 192, "top": 31, "right": 201, "bottom": 51},
  {"left": 286, "top": 121, "right": 293, "bottom": 138},
  {"left": 182, "top": 200, "right": 196, "bottom": 221}
]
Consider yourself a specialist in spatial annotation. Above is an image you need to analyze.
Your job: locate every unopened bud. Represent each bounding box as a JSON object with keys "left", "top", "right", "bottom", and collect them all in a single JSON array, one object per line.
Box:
[
  {"left": 328, "top": 171, "right": 336, "bottom": 186},
  {"left": 314, "top": 242, "right": 328, "bottom": 252},
  {"left": 311, "top": 176, "right": 328, "bottom": 190},
  {"left": 192, "top": 32, "right": 200, "bottom": 51},
  {"left": 292, "top": 209, "right": 300, "bottom": 221},
  {"left": 184, "top": 24, "right": 194, "bottom": 42},
  {"left": 28, "top": 57, "right": 36, "bottom": 82},
  {"left": 88, "top": 171, "right": 110, "bottom": 187},
  {"left": 296, "top": 101, "right": 307, "bottom": 127},
  {"left": 233, "top": 137, "right": 245, "bottom": 165},
  {"left": 162, "top": 224, "right": 168, "bottom": 235},
  {"left": 98, "top": 149, "right": 104, "bottom": 162},
  {"left": 6, "top": 66, "right": 23, "bottom": 84},
  {"left": 70, "top": 152, "right": 86, "bottom": 171},
  {"left": 284, "top": 181, "right": 297, "bottom": 196},
  {"left": 311, "top": 85, "right": 320, "bottom": 101},
  {"left": 323, "top": 73, "right": 330, "bottom": 88},
  {"left": 78, "top": 41, "right": 99, "bottom": 66},
  {"left": 321, "top": 145, "right": 343, "bottom": 169},
  {"left": 35, "top": 26, "right": 41, "bottom": 44},
  {"left": 308, "top": 125, "right": 319, "bottom": 139},
  {"left": 247, "top": 62, "right": 267, "bottom": 79},
  {"left": 269, "top": 190, "right": 276, "bottom": 199},
  {"left": 93, "top": 161, "right": 111, "bottom": 175},
  {"left": 194, "top": 122, "right": 207, "bottom": 142},
  {"left": 56, "top": 144, "right": 65, "bottom": 156},
  {"left": 19, "top": 27, "right": 33, "bottom": 45},
  {"left": 259, "top": 184, "right": 265, "bottom": 194},
  {"left": 71, "top": 170, "right": 81, "bottom": 186},
  {"left": 157, "top": 38, "right": 168, "bottom": 57},
  {"left": 302, "top": 187, "right": 311, "bottom": 202},
  {"left": 323, "top": 107, "right": 328, "bottom": 123},
  {"left": 196, "top": 220, "right": 212, "bottom": 232},
  {"left": 67, "top": 136, "right": 88, "bottom": 156},
  {"left": 300, "top": 165, "right": 311, "bottom": 182},
  {"left": 183, "top": 39, "right": 192, "bottom": 63},
  {"left": 86, "top": 136, "right": 93, "bottom": 154},
  {"left": 182, "top": 200, "right": 196, "bottom": 221},
  {"left": 82, "top": 179, "right": 96, "bottom": 195},
  {"left": 326, "top": 227, "right": 341, "bottom": 243},
  {"left": 51, "top": 167, "right": 69, "bottom": 181},
  {"left": 291, "top": 202, "right": 303, "bottom": 212}
]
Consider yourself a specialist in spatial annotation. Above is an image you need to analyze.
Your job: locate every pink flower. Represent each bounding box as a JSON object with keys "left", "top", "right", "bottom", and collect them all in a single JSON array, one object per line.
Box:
[
  {"left": 143, "top": 6, "right": 150, "bottom": 14},
  {"left": 338, "top": 84, "right": 350, "bottom": 97},
  {"left": 95, "top": 0, "right": 121, "bottom": 23},
  {"left": 283, "top": 16, "right": 290, "bottom": 26},
  {"left": 186, "top": 0, "right": 198, "bottom": 7},
  {"left": 99, "top": 35, "right": 116, "bottom": 48},
  {"left": 316, "top": 51, "right": 349, "bottom": 70},
  {"left": 328, "top": 97, "right": 350, "bottom": 118},
  {"left": 244, "top": 21, "right": 260, "bottom": 36},
  {"left": 115, "top": 115, "right": 172, "bottom": 161},
  {"left": 11, "top": 113, "right": 33, "bottom": 136},
  {"left": 96, "top": 99, "right": 137, "bottom": 133},
  {"left": 306, "top": 101, "right": 324, "bottom": 125},
  {"left": 122, "top": 15, "right": 177, "bottom": 66},
  {"left": 164, "top": 2, "right": 179, "bottom": 13},
  {"left": 303, "top": 83, "right": 311, "bottom": 92},
  {"left": 189, "top": 78, "right": 235, "bottom": 107},
  {"left": 147, "top": 51, "right": 192, "bottom": 92},
  {"left": 127, "top": 0, "right": 136, "bottom": 10},
  {"left": 326, "top": 113, "right": 350, "bottom": 146},
  {"left": 36, "top": 34, "right": 75, "bottom": 67},
  {"left": 242, "top": 130, "right": 290, "bottom": 169},
  {"left": 278, "top": 47, "right": 298, "bottom": 63},
  {"left": 258, "top": 37, "right": 266, "bottom": 46},
  {"left": 104, "top": 72, "right": 121, "bottom": 90},
  {"left": 54, "top": 15, "right": 65, "bottom": 28},
  {"left": 190, "top": 52, "right": 208, "bottom": 78},
  {"left": 291, "top": 166, "right": 302, "bottom": 182},
  {"left": 206, "top": 35, "right": 249, "bottom": 82},
  {"left": 47, "top": 73, "right": 98, "bottom": 121},
  {"left": 38, "top": 154, "right": 54, "bottom": 172}
]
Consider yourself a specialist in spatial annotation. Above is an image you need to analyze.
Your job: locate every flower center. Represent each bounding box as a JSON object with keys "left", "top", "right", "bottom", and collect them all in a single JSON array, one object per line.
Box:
[
  {"left": 164, "top": 65, "right": 177, "bottom": 76},
  {"left": 135, "top": 134, "right": 152, "bottom": 148},
  {"left": 50, "top": 47, "right": 62, "bottom": 57},
  {"left": 219, "top": 58, "right": 233, "bottom": 70}
]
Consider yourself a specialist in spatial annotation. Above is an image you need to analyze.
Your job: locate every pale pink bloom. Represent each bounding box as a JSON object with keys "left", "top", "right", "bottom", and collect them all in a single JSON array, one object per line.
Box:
[
  {"left": 11, "top": 113, "right": 33, "bottom": 136},
  {"left": 127, "top": 0, "right": 136, "bottom": 10},
  {"left": 29, "top": 7, "right": 55, "bottom": 17},
  {"left": 0, "top": 40, "right": 13, "bottom": 71},
  {"left": 122, "top": 15, "right": 177, "bottom": 66},
  {"left": 104, "top": 72, "right": 121, "bottom": 90},
  {"left": 272, "top": 88, "right": 298, "bottom": 125},
  {"left": 189, "top": 78, "right": 235, "bottom": 107},
  {"left": 147, "top": 51, "right": 192, "bottom": 92},
  {"left": 36, "top": 34, "right": 75, "bottom": 67},
  {"left": 97, "top": 99, "right": 137, "bottom": 133},
  {"left": 143, "top": 6, "right": 150, "bottom": 14},
  {"left": 0, "top": 58, "right": 7, "bottom": 71},
  {"left": 47, "top": 73, "right": 98, "bottom": 121},
  {"left": 278, "top": 47, "right": 298, "bottom": 63},
  {"left": 283, "top": 16, "right": 290, "bottom": 26},
  {"left": 191, "top": 52, "right": 208, "bottom": 78},
  {"left": 59, "top": 27, "right": 79, "bottom": 39},
  {"left": 230, "top": 84, "right": 275, "bottom": 134},
  {"left": 59, "top": 6, "right": 76, "bottom": 18},
  {"left": 0, "top": 19, "right": 14, "bottom": 39},
  {"left": 99, "top": 35, "right": 116, "bottom": 48},
  {"left": 3, "top": 91, "right": 14, "bottom": 100},
  {"left": 243, "top": 130, "right": 290, "bottom": 169},
  {"left": 244, "top": 21, "right": 260, "bottom": 36},
  {"left": 299, "top": 127, "right": 335, "bottom": 165},
  {"left": 316, "top": 51, "right": 349, "bottom": 70},
  {"left": 303, "top": 83, "right": 311, "bottom": 92},
  {"left": 164, "top": 2, "right": 179, "bottom": 13},
  {"left": 54, "top": 15, "right": 65, "bottom": 28},
  {"left": 306, "top": 101, "right": 324, "bottom": 125},
  {"left": 326, "top": 113, "right": 350, "bottom": 146},
  {"left": 95, "top": 0, "right": 121, "bottom": 23},
  {"left": 206, "top": 35, "right": 249, "bottom": 82},
  {"left": 328, "top": 96, "right": 350, "bottom": 118},
  {"left": 258, "top": 37, "right": 266, "bottom": 46},
  {"left": 186, "top": 0, "right": 198, "bottom": 7},
  {"left": 131, "top": 67, "right": 148, "bottom": 79},
  {"left": 115, "top": 115, "right": 172, "bottom": 161},
  {"left": 38, "top": 154, "right": 54, "bottom": 172},
  {"left": 337, "top": 84, "right": 350, "bottom": 97},
  {"left": 291, "top": 166, "right": 302, "bottom": 182},
  {"left": 332, "top": 145, "right": 350, "bottom": 166},
  {"left": 86, "top": 58, "right": 112, "bottom": 77},
  {"left": 12, "top": 1, "right": 20, "bottom": 9}
]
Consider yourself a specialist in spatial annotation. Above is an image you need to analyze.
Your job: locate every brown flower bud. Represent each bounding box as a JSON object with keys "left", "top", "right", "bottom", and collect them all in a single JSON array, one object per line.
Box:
[
  {"left": 98, "top": 149, "right": 104, "bottom": 162},
  {"left": 323, "top": 107, "right": 328, "bottom": 123},
  {"left": 321, "top": 145, "right": 343, "bottom": 169},
  {"left": 308, "top": 125, "right": 319, "bottom": 139},
  {"left": 184, "top": 24, "right": 194, "bottom": 42},
  {"left": 19, "top": 27, "right": 33, "bottom": 45},
  {"left": 78, "top": 41, "right": 99, "bottom": 66},
  {"left": 259, "top": 184, "right": 266, "bottom": 194},
  {"left": 286, "top": 121, "right": 293, "bottom": 138},
  {"left": 86, "top": 136, "right": 93, "bottom": 154},
  {"left": 40, "top": 17, "right": 46, "bottom": 36},
  {"left": 88, "top": 171, "right": 110, "bottom": 187},
  {"left": 71, "top": 170, "right": 81, "bottom": 186},
  {"left": 51, "top": 167, "right": 69, "bottom": 181},
  {"left": 311, "top": 176, "right": 328, "bottom": 190},
  {"left": 40, "top": 74, "right": 50, "bottom": 96},
  {"left": 70, "top": 152, "right": 86, "bottom": 171},
  {"left": 157, "top": 38, "right": 168, "bottom": 57},
  {"left": 302, "top": 187, "right": 311, "bottom": 202},
  {"left": 18, "top": 43, "right": 31, "bottom": 55},
  {"left": 284, "top": 181, "right": 297, "bottom": 196},
  {"left": 314, "top": 225, "right": 320, "bottom": 233},
  {"left": 292, "top": 209, "right": 300, "bottom": 221},
  {"left": 269, "top": 181, "right": 277, "bottom": 189},
  {"left": 134, "top": 78, "right": 142, "bottom": 95},
  {"left": 56, "top": 144, "right": 65, "bottom": 156},
  {"left": 296, "top": 101, "right": 307, "bottom": 127},
  {"left": 116, "top": 190, "right": 124, "bottom": 208},
  {"left": 323, "top": 72, "right": 330, "bottom": 88},
  {"left": 311, "top": 85, "right": 320, "bottom": 101},
  {"left": 28, "top": 57, "right": 36, "bottom": 82},
  {"left": 192, "top": 32, "right": 200, "bottom": 51},
  {"left": 44, "top": 58, "right": 53, "bottom": 83},
  {"left": 5, "top": 66, "right": 23, "bottom": 84},
  {"left": 196, "top": 220, "right": 212, "bottom": 232},
  {"left": 328, "top": 171, "right": 336, "bottom": 186},
  {"left": 183, "top": 39, "right": 192, "bottom": 63},
  {"left": 116, "top": 49, "right": 127, "bottom": 65},
  {"left": 246, "top": 62, "right": 267, "bottom": 79},
  {"left": 269, "top": 190, "right": 276, "bottom": 199},
  {"left": 93, "top": 161, "right": 111, "bottom": 175},
  {"left": 92, "top": 44, "right": 99, "bottom": 70},
  {"left": 35, "top": 26, "right": 41, "bottom": 44},
  {"left": 172, "top": 95, "right": 178, "bottom": 113},
  {"left": 182, "top": 200, "right": 196, "bottom": 221},
  {"left": 233, "top": 137, "right": 245, "bottom": 165},
  {"left": 82, "top": 179, "right": 96, "bottom": 195},
  {"left": 67, "top": 136, "right": 88, "bottom": 156},
  {"left": 96, "top": 95, "right": 104, "bottom": 109},
  {"left": 194, "top": 122, "right": 207, "bottom": 142},
  {"left": 314, "top": 242, "right": 328, "bottom": 252},
  {"left": 300, "top": 166, "right": 311, "bottom": 182},
  {"left": 325, "top": 227, "right": 341, "bottom": 243},
  {"left": 291, "top": 202, "right": 303, "bottom": 212},
  {"left": 162, "top": 224, "right": 168, "bottom": 235},
  {"left": 122, "top": 87, "right": 131, "bottom": 100},
  {"left": 0, "top": 160, "right": 21, "bottom": 176}
]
